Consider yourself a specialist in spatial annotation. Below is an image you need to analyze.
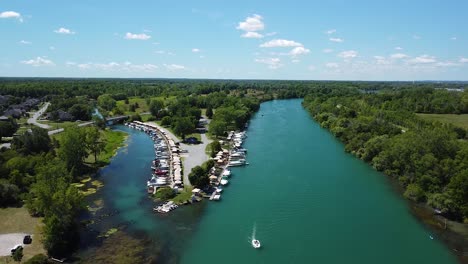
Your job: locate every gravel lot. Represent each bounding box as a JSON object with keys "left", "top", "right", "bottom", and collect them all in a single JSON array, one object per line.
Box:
[{"left": 0, "top": 233, "right": 29, "bottom": 256}]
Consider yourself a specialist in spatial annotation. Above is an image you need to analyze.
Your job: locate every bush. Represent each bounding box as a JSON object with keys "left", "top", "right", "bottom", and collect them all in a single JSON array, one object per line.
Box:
[
  {"left": 12, "top": 247, "right": 23, "bottom": 262},
  {"left": 155, "top": 187, "right": 175, "bottom": 200}
]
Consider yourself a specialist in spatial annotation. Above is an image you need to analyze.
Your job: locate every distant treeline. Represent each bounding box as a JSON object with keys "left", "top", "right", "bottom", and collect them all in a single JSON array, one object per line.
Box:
[{"left": 303, "top": 87, "right": 468, "bottom": 222}]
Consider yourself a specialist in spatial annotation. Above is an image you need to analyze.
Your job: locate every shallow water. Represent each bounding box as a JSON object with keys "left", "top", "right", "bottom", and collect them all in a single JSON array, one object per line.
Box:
[{"left": 79, "top": 99, "right": 457, "bottom": 264}]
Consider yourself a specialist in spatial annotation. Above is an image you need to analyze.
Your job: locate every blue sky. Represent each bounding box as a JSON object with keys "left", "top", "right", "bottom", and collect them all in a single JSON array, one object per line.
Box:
[{"left": 1, "top": 0, "right": 467, "bottom": 80}]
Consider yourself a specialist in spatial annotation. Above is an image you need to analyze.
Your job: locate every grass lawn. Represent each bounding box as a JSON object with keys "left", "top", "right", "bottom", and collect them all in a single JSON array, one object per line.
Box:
[
  {"left": 171, "top": 186, "right": 193, "bottom": 204},
  {"left": 0, "top": 207, "right": 45, "bottom": 262},
  {"left": 85, "top": 129, "right": 127, "bottom": 165},
  {"left": 417, "top": 113, "right": 468, "bottom": 130},
  {"left": 37, "top": 120, "right": 86, "bottom": 131},
  {"left": 116, "top": 96, "right": 177, "bottom": 116}
]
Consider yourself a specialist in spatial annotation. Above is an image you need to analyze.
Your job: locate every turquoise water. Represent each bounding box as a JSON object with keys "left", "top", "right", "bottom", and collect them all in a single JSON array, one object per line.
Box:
[
  {"left": 81, "top": 99, "right": 456, "bottom": 263},
  {"left": 180, "top": 99, "right": 456, "bottom": 264}
]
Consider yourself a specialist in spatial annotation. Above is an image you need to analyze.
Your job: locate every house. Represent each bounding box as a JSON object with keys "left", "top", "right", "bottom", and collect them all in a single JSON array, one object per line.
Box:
[
  {"left": 3, "top": 108, "right": 25, "bottom": 119},
  {"left": 57, "top": 110, "right": 74, "bottom": 121}
]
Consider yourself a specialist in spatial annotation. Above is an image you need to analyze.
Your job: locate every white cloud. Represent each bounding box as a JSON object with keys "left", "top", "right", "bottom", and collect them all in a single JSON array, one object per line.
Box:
[
  {"left": 395, "top": 46, "right": 403, "bottom": 50},
  {"left": 435, "top": 61, "right": 460, "bottom": 67},
  {"left": 73, "top": 61, "right": 158, "bottom": 72},
  {"left": 325, "top": 29, "right": 336, "bottom": 35},
  {"left": 413, "top": 35, "right": 421, "bottom": 40},
  {"left": 291, "top": 59, "right": 300, "bottom": 63},
  {"left": 237, "top": 14, "right": 264, "bottom": 32},
  {"left": 125, "top": 32, "right": 151, "bottom": 40},
  {"left": 325, "top": 62, "right": 339, "bottom": 68},
  {"left": 241, "top": 31, "right": 264, "bottom": 38},
  {"left": 154, "top": 50, "right": 174, "bottom": 55},
  {"left": 21, "top": 57, "right": 55, "bottom": 67},
  {"left": 255, "top": 57, "right": 282, "bottom": 69},
  {"left": 143, "top": 29, "right": 152, "bottom": 33},
  {"left": 199, "top": 55, "right": 205, "bottom": 59},
  {"left": 260, "top": 39, "right": 303, "bottom": 48},
  {"left": 408, "top": 55, "right": 436, "bottom": 64},
  {"left": 54, "top": 27, "right": 75, "bottom": 34},
  {"left": 308, "top": 65, "right": 316, "bottom": 71},
  {"left": 391, "top": 53, "right": 408, "bottom": 59},
  {"left": 164, "top": 64, "right": 185, "bottom": 71},
  {"left": 65, "top": 61, "right": 76, "bottom": 66},
  {"left": 265, "top": 32, "right": 277, "bottom": 36},
  {"left": 459, "top": 58, "right": 468, "bottom": 63},
  {"left": 49, "top": 46, "right": 56, "bottom": 51},
  {"left": 329, "top": 37, "right": 344, "bottom": 43},
  {"left": 338, "top": 50, "right": 358, "bottom": 59},
  {"left": 323, "top": 48, "right": 333, "bottom": 53},
  {"left": 192, "top": 48, "right": 201, "bottom": 53},
  {"left": 19, "top": 40, "right": 31, "bottom": 45},
  {"left": 0, "top": 11, "right": 22, "bottom": 21},
  {"left": 289, "top": 46, "right": 310, "bottom": 57},
  {"left": 374, "top": 56, "right": 391, "bottom": 65},
  {"left": 451, "top": 37, "right": 457, "bottom": 41}
]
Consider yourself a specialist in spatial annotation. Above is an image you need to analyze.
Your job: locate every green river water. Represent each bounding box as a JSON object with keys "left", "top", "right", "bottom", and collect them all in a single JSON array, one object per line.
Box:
[{"left": 82, "top": 99, "right": 457, "bottom": 264}]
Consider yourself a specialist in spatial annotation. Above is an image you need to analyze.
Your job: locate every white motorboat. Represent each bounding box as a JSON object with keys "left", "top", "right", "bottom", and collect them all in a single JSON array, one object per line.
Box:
[
  {"left": 252, "top": 239, "right": 261, "bottom": 249},
  {"left": 220, "top": 179, "right": 229, "bottom": 185}
]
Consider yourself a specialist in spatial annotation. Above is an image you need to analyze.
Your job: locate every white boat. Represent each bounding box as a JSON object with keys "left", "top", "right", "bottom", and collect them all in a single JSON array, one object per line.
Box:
[
  {"left": 252, "top": 239, "right": 261, "bottom": 249},
  {"left": 222, "top": 169, "right": 231, "bottom": 177},
  {"left": 228, "top": 159, "right": 246, "bottom": 167},
  {"left": 220, "top": 179, "right": 229, "bottom": 185}
]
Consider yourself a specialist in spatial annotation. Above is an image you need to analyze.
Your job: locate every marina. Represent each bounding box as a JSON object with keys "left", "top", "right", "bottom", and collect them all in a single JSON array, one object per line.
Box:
[{"left": 124, "top": 121, "right": 251, "bottom": 210}]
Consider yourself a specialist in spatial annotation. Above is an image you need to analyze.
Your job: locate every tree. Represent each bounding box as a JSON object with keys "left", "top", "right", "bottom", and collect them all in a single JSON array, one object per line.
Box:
[
  {"left": 173, "top": 117, "right": 195, "bottom": 139},
  {"left": 189, "top": 166, "right": 209, "bottom": 188},
  {"left": 210, "top": 141, "right": 222, "bottom": 157},
  {"left": 12, "top": 127, "right": 51, "bottom": 155},
  {"left": 206, "top": 107, "right": 213, "bottom": 119},
  {"left": 149, "top": 99, "right": 164, "bottom": 118},
  {"left": 84, "top": 127, "right": 105, "bottom": 163},
  {"left": 28, "top": 161, "right": 83, "bottom": 257},
  {"left": 58, "top": 128, "right": 87, "bottom": 174},
  {"left": 209, "top": 120, "right": 227, "bottom": 137},
  {"left": 68, "top": 104, "right": 92, "bottom": 121},
  {"left": 97, "top": 94, "right": 116, "bottom": 111},
  {"left": 0, "top": 181, "right": 20, "bottom": 207},
  {"left": 161, "top": 116, "right": 172, "bottom": 126},
  {"left": 0, "top": 117, "right": 18, "bottom": 140}
]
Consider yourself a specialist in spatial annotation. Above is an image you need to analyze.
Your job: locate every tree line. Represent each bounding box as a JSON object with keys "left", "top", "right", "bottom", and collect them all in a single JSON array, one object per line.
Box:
[{"left": 303, "top": 87, "right": 468, "bottom": 222}]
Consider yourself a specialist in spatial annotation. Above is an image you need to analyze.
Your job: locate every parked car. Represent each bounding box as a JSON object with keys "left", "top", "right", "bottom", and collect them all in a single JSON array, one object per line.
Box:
[
  {"left": 11, "top": 244, "right": 22, "bottom": 253},
  {"left": 23, "top": 235, "right": 32, "bottom": 244}
]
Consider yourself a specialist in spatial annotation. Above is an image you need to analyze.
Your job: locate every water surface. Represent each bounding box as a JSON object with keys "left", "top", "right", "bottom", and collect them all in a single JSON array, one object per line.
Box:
[
  {"left": 181, "top": 99, "right": 456, "bottom": 264},
  {"left": 81, "top": 99, "right": 456, "bottom": 264}
]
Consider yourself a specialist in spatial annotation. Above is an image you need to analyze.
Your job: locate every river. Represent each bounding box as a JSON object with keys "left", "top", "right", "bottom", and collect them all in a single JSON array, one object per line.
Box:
[{"left": 80, "top": 99, "right": 457, "bottom": 263}]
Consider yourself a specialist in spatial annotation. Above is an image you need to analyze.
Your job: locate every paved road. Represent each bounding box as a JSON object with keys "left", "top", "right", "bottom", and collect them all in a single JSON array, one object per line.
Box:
[
  {"left": 48, "top": 128, "right": 64, "bottom": 135},
  {"left": 27, "top": 102, "right": 50, "bottom": 129},
  {"left": 0, "top": 233, "right": 28, "bottom": 256},
  {"left": 146, "top": 122, "right": 213, "bottom": 187}
]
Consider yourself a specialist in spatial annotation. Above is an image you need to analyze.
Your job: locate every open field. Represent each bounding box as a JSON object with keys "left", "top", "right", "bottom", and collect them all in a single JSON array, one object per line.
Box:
[
  {"left": 115, "top": 96, "right": 177, "bottom": 116},
  {"left": 0, "top": 207, "right": 45, "bottom": 262},
  {"left": 417, "top": 113, "right": 468, "bottom": 130}
]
